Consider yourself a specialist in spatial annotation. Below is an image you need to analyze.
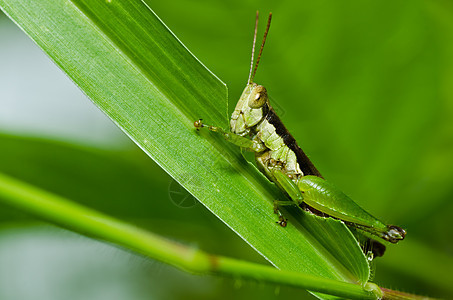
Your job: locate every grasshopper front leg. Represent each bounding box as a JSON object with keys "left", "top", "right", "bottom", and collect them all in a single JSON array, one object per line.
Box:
[{"left": 194, "top": 119, "right": 267, "bottom": 152}]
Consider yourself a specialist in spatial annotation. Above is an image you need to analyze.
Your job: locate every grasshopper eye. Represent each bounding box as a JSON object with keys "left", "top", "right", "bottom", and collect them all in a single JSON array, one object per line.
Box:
[{"left": 249, "top": 85, "right": 268, "bottom": 108}]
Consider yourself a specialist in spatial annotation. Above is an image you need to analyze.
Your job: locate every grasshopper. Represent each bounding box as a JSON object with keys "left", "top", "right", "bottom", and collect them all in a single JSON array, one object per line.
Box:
[{"left": 195, "top": 12, "right": 405, "bottom": 248}]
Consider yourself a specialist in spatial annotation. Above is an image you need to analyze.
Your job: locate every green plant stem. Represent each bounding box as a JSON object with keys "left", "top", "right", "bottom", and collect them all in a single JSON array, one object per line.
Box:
[
  {"left": 216, "top": 256, "right": 381, "bottom": 299},
  {"left": 0, "top": 171, "right": 378, "bottom": 299},
  {"left": 381, "top": 288, "right": 436, "bottom": 300}
]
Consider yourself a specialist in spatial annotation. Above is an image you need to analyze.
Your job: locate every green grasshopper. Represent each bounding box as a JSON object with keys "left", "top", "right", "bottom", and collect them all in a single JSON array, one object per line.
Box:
[{"left": 195, "top": 12, "right": 405, "bottom": 247}]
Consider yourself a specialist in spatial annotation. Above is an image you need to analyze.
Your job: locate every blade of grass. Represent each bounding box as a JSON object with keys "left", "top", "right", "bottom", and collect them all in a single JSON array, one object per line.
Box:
[{"left": 0, "top": 0, "right": 370, "bottom": 294}]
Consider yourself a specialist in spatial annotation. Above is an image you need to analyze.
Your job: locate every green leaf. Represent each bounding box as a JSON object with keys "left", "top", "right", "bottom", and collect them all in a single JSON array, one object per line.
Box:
[{"left": 0, "top": 0, "right": 370, "bottom": 295}]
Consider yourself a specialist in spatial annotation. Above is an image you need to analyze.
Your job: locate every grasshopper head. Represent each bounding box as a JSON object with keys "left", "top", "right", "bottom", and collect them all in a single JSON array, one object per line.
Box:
[
  {"left": 231, "top": 12, "right": 272, "bottom": 136},
  {"left": 230, "top": 83, "right": 269, "bottom": 135}
]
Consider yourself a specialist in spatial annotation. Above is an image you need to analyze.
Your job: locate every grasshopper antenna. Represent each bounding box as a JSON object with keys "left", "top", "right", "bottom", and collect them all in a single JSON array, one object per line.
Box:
[
  {"left": 248, "top": 12, "right": 272, "bottom": 84},
  {"left": 247, "top": 11, "right": 259, "bottom": 84}
]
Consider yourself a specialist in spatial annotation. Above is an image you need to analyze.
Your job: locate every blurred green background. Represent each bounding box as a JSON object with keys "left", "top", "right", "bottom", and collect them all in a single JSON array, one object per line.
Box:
[{"left": 1, "top": 0, "right": 452, "bottom": 299}]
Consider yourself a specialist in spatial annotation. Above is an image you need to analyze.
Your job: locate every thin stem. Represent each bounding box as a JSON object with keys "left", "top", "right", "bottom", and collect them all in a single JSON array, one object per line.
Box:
[
  {"left": 382, "top": 288, "right": 436, "bottom": 300},
  {"left": 0, "top": 172, "right": 424, "bottom": 299}
]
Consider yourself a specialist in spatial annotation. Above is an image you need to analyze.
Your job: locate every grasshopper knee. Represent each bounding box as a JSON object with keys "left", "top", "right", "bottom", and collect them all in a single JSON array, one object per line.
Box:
[{"left": 383, "top": 225, "right": 406, "bottom": 243}]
